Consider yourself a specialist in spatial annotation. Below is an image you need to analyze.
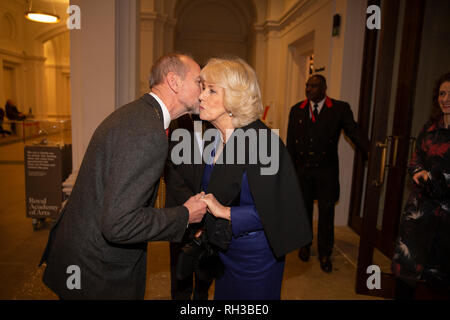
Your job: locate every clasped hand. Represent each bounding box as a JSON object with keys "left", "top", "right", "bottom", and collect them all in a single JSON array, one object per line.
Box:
[
  {"left": 183, "top": 192, "right": 231, "bottom": 223},
  {"left": 412, "top": 170, "right": 431, "bottom": 185},
  {"left": 183, "top": 193, "right": 207, "bottom": 224},
  {"left": 199, "top": 192, "right": 231, "bottom": 221}
]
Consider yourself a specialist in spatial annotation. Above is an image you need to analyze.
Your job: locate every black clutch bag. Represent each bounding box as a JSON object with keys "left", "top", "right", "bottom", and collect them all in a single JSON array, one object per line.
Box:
[
  {"left": 420, "top": 169, "right": 449, "bottom": 200},
  {"left": 204, "top": 213, "right": 232, "bottom": 251},
  {"left": 176, "top": 228, "right": 226, "bottom": 282}
]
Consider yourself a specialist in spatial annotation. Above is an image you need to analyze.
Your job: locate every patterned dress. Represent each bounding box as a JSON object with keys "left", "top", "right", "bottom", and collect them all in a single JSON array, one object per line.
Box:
[{"left": 392, "top": 116, "right": 450, "bottom": 288}]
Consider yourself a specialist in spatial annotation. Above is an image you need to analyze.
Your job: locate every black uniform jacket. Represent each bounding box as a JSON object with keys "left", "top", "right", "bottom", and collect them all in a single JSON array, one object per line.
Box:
[
  {"left": 286, "top": 97, "right": 369, "bottom": 201},
  {"left": 166, "top": 119, "right": 312, "bottom": 258}
]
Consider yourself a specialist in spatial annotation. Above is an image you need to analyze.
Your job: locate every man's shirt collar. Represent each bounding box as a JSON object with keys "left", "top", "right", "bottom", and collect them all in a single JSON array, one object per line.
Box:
[{"left": 149, "top": 92, "right": 171, "bottom": 130}]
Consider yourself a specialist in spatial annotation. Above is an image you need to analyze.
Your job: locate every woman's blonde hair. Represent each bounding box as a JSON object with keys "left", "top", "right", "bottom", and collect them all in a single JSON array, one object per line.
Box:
[{"left": 200, "top": 57, "right": 263, "bottom": 128}]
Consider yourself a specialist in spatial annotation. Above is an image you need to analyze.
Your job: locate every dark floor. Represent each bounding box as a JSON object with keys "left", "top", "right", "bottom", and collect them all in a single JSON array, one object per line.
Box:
[{"left": 0, "top": 135, "right": 387, "bottom": 300}]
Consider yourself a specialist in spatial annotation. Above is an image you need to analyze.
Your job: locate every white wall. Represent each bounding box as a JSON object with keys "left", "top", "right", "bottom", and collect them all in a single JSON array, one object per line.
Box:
[{"left": 333, "top": 0, "right": 366, "bottom": 226}]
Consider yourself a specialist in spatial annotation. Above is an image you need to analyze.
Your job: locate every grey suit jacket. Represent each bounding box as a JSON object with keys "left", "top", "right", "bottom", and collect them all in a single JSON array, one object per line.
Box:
[{"left": 40, "top": 94, "right": 189, "bottom": 299}]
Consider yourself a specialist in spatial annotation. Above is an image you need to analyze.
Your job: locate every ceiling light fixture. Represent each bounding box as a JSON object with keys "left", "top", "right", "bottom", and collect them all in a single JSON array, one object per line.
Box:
[{"left": 25, "top": 0, "right": 60, "bottom": 24}]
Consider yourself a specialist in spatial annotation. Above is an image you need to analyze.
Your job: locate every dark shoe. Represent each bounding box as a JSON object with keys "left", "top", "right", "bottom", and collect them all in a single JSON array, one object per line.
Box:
[
  {"left": 319, "top": 256, "right": 332, "bottom": 273},
  {"left": 298, "top": 246, "right": 310, "bottom": 262}
]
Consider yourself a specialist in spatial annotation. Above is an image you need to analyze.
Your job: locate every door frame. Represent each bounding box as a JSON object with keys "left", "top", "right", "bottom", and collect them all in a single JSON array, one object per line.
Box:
[{"left": 348, "top": 0, "right": 380, "bottom": 235}]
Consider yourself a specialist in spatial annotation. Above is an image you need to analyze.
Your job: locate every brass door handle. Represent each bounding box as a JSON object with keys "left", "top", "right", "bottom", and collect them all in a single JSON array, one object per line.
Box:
[
  {"left": 390, "top": 136, "right": 399, "bottom": 167},
  {"left": 373, "top": 138, "right": 388, "bottom": 187}
]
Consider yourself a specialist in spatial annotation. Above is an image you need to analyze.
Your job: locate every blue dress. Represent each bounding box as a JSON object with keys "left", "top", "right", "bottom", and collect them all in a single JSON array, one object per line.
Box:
[{"left": 201, "top": 162, "right": 285, "bottom": 300}]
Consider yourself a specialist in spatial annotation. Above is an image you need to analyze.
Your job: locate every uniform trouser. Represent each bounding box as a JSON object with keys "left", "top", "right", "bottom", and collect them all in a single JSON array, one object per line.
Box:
[
  {"left": 169, "top": 241, "right": 212, "bottom": 300},
  {"left": 299, "top": 171, "right": 336, "bottom": 258}
]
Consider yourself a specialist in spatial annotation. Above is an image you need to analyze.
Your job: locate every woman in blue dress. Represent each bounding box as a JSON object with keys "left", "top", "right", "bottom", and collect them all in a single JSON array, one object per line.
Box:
[{"left": 196, "top": 57, "right": 311, "bottom": 300}]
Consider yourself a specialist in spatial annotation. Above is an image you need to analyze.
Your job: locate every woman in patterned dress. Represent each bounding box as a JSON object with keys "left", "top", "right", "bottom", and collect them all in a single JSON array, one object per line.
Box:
[{"left": 392, "top": 72, "right": 450, "bottom": 299}]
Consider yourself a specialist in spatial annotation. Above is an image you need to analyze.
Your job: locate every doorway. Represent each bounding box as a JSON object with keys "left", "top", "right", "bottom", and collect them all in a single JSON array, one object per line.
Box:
[
  {"left": 3, "top": 65, "right": 16, "bottom": 104},
  {"left": 349, "top": 0, "right": 450, "bottom": 298},
  {"left": 284, "top": 32, "right": 315, "bottom": 137},
  {"left": 173, "top": 0, "right": 255, "bottom": 66}
]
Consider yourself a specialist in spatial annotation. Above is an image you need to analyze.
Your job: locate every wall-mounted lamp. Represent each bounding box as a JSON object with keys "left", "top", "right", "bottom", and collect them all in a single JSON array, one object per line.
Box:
[
  {"left": 332, "top": 14, "right": 341, "bottom": 37},
  {"left": 25, "top": 0, "right": 60, "bottom": 24}
]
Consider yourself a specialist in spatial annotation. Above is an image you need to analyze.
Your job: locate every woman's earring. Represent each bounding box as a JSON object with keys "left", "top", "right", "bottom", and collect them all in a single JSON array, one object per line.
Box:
[{"left": 229, "top": 112, "right": 233, "bottom": 117}]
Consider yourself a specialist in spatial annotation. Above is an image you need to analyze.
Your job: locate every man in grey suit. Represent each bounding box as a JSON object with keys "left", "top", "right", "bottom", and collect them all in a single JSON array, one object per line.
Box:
[{"left": 40, "top": 53, "right": 207, "bottom": 299}]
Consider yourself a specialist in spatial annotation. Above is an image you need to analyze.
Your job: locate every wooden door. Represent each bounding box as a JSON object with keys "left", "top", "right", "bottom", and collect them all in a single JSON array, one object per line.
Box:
[{"left": 348, "top": 0, "right": 429, "bottom": 298}]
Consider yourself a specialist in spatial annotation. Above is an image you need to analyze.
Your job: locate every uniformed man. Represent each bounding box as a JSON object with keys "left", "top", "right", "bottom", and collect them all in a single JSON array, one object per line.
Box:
[{"left": 286, "top": 74, "right": 369, "bottom": 273}]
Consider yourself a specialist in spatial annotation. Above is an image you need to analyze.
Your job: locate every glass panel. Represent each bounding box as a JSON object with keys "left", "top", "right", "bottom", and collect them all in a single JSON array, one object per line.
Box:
[
  {"left": 358, "top": 0, "right": 406, "bottom": 225},
  {"left": 358, "top": 165, "right": 369, "bottom": 218},
  {"left": 22, "top": 119, "right": 72, "bottom": 147},
  {"left": 375, "top": 0, "right": 406, "bottom": 230},
  {"left": 0, "top": 118, "right": 71, "bottom": 186},
  {"left": 358, "top": 17, "right": 381, "bottom": 219},
  {"left": 1, "top": 118, "right": 72, "bottom": 148}
]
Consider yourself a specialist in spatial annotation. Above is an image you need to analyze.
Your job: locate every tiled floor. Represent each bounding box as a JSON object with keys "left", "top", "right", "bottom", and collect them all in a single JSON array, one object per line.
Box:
[{"left": 0, "top": 136, "right": 387, "bottom": 300}]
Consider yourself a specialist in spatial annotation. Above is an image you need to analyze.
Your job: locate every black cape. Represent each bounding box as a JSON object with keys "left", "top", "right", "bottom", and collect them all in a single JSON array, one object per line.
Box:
[{"left": 205, "top": 119, "right": 312, "bottom": 258}]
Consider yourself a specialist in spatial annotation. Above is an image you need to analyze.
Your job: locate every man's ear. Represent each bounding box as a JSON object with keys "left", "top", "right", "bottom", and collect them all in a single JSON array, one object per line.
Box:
[{"left": 167, "top": 72, "right": 181, "bottom": 93}]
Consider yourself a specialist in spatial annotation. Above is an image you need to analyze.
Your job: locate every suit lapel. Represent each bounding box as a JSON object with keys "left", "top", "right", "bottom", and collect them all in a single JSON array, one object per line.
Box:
[
  {"left": 315, "top": 99, "right": 334, "bottom": 131},
  {"left": 141, "top": 93, "right": 165, "bottom": 127},
  {"left": 301, "top": 104, "right": 313, "bottom": 137}
]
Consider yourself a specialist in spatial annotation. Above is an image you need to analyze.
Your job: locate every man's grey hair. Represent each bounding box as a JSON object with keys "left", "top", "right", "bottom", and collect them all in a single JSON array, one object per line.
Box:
[{"left": 149, "top": 53, "right": 193, "bottom": 88}]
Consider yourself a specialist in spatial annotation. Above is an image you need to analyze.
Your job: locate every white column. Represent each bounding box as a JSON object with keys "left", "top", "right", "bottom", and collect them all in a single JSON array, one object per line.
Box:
[
  {"left": 164, "top": 18, "right": 176, "bottom": 53},
  {"left": 250, "top": 26, "right": 267, "bottom": 97},
  {"left": 139, "top": 12, "right": 156, "bottom": 95},
  {"left": 263, "top": 30, "right": 282, "bottom": 130},
  {"left": 116, "top": 0, "right": 140, "bottom": 108},
  {"left": 64, "top": 0, "right": 139, "bottom": 194},
  {"left": 139, "top": 9, "right": 170, "bottom": 96}
]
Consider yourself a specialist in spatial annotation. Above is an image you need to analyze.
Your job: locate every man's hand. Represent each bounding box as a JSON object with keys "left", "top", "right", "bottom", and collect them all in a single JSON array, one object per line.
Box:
[{"left": 183, "top": 192, "right": 207, "bottom": 224}]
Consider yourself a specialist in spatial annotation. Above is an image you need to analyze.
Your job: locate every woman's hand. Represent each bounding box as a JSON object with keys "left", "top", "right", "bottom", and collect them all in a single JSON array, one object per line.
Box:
[
  {"left": 200, "top": 193, "right": 231, "bottom": 220},
  {"left": 413, "top": 170, "right": 430, "bottom": 185}
]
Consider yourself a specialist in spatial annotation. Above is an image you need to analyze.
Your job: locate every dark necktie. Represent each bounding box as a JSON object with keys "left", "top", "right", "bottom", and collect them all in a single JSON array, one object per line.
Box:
[{"left": 313, "top": 104, "right": 319, "bottom": 122}]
